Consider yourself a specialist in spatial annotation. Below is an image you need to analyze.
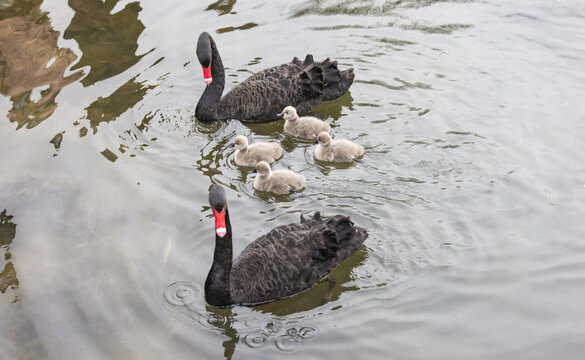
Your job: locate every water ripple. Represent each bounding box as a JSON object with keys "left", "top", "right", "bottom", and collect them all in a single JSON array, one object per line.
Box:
[
  {"left": 164, "top": 281, "right": 201, "bottom": 306},
  {"left": 163, "top": 281, "right": 319, "bottom": 352}
]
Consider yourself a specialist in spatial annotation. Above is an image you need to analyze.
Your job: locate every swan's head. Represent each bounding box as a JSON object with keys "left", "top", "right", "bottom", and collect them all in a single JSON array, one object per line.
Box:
[
  {"left": 209, "top": 184, "right": 227, "bottom": 211},
  {"left": 197, "top": 32, "right": 213, "bottom": 84},
  {"left": 277, "top": 106, "right": 298, "bottom": 122},
  {"left": 232, "top": 135, "right": 249, "bottom": 151},
  {"left": 254, "top": 161, "right": 272, "bottom": 177},
  {"left": 209, "top": 184, "right": 227, "bottom": 238},
  {"left": 316, "top": 131, "right": 333, "bottom": 146}
]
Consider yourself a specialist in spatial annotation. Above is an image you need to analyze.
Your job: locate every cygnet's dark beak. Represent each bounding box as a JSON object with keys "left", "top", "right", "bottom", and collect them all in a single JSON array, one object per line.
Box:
[
  {"left": 228, "top": 143, "right": 235, "bottom": 148},
  {"left": 276, "top": 112, "right": 284, "bottom": 118},
  {"left": 252, "top": 168, "right": 258, "bottom": 173},
  {"left": 313, "top": 139, "right": 319, "bottom": 145}
]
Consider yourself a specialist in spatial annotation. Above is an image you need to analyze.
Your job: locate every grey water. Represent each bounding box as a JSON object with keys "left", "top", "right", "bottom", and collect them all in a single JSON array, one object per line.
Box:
[{"left": 1, "top": 0, "right": 585, "bottom": 359}]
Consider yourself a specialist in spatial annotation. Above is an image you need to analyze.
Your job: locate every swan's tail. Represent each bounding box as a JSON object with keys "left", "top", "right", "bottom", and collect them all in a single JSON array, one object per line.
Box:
[
  {"left": 319, "top": 215, "right": 368, "bottom": 262},
  {"left": 299, "top": 56, "right": 355, "bottom": 101}
]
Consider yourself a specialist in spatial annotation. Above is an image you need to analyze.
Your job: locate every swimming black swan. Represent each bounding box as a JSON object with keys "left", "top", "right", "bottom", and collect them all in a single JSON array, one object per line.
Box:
[
  {"left": 206, "top": 184, "right": 368, "bottom": 307},
  {"left": 195, "top": 32, "right": 355, "bottom": 123}
]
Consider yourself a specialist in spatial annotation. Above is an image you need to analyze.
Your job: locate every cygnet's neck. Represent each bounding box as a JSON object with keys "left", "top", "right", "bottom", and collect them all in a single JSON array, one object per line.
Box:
[{"left": 259, "top": 169, "right": 271, "bottom": 178}]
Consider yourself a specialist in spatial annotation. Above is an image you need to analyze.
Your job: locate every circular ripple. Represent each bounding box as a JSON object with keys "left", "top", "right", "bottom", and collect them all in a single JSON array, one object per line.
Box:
[
  {"left": 275, "top": 334, "right": 299, "bottom": 352},
  {"left": 205, "top": 313, "right": 228, "bottom": 327},
  {"left": 299, "top": 326, "right": 317, "bottom": 339},
  {"left": 164, "top": 281, "right": 201, "bottom": 306},
  {"left": 242, "top": 316, "right": 260, "bottom": 329},
  {"left": 284, "top": 321, "right": 302, "bottom": 331},
  {"left": 243, "top": 332, "right": 269, "bottom": 349}
]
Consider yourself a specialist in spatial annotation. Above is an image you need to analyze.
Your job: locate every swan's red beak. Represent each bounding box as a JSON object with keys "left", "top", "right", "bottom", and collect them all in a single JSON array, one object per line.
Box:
[
  {"left": 213, "top": 206, "right": 226, "bottom": 238},
  {"left": 202, "top": 64, "right": 212, "bottom": 84}
]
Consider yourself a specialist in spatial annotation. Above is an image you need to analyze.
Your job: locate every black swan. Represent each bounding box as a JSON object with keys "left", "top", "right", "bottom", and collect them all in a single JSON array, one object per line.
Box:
[
  {"left": 206, "top": 184, "right": 368, "bottom": 307},
  {"left": 195, "top": 32, "right": 355, "bottom": 123}
]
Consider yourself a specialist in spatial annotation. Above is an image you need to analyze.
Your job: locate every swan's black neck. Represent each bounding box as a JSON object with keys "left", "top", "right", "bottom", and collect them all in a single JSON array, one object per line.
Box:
[
  {"left": 205, "top": 205, "right": 233, "bottom": 307},
  {"left": 196, "top": 35, "right": 226, "bottom": 122}
]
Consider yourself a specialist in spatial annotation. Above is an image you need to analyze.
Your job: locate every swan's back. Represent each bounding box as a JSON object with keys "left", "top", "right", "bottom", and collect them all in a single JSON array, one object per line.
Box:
[
  {"left": 229, "top": 213, "right": 368, "bottom": 305},
  {"left": 219, "top": 55, "right": 354, "bottom": 122}
]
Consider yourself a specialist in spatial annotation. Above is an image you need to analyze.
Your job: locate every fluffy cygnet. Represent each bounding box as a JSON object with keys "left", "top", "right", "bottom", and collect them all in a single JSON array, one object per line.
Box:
[
  {"left": 277, "top": 106, "right": 331, "bottom": 140},
  {"left": 253, "top": 161, "right": 306, "bottom": 194},
  {"left": 314, "top": 131, "right": 364, "bottom": 162},
  {"left": 231, "top": 135, "right": 283, "bottom": 167}
]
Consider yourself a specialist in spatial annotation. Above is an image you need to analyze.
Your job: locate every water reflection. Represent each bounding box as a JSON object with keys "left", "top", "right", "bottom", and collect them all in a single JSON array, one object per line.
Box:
[
  {"left": 164, "top": 245, "right": 367, "bottom": 357},
  {"left": 0, "top": 210, "right": 18, "bottom": 302},
  {"left": 63, "top": 0, "right": 151, "bottom": 87},
  {"left": 0, "top": 0, "right": 84, "bottom": 129},
  {"left": 206, "top": 0, "right": 237, "bottom": 16},
  {"left": 217, "top": 22, "right": 258, "bottom": 34},
  {"left": 292, "top": 0, "right": 474, "bottom": 17},
  {"left": 85, "top": 75, "right": 156, "bottom": 133},
  {"left": 311, "top": 91, "right": 355, "bottom": 121},
  {"left": 164, "top": 282, "right": 320, "bottom": 357}
]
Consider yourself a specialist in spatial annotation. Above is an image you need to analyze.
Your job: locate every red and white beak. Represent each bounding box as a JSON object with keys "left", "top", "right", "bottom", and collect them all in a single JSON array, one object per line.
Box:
[
  {"left": 213, "top": 207, "right": 226, "bottom": 238},
  {"left": 202, "top": 64, "right": 212, "bottom": 85}
]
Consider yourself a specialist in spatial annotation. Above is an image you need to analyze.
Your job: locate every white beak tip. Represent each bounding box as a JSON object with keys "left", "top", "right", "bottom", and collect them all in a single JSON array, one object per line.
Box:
[{"left": 216, "top": 228, "right": 226, "bottom": 238}]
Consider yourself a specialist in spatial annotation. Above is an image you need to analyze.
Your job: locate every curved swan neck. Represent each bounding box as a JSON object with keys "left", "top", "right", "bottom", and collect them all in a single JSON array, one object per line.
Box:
[
  {"left": 204, "top": 205, "right": 233, "bottom": 307},
  {"left": 196, "top": 35, "right": 226, "bottom": 122}
]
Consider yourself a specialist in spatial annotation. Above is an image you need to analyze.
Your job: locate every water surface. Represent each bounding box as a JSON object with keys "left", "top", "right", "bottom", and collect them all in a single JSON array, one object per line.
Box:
[{"left": 1, "top": 0, "right": 585, "bottom": 359}]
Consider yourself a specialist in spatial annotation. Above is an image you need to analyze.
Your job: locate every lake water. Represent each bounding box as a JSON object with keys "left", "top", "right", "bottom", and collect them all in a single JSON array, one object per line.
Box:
[{"left": 1, "top": 0, "right": 585, "bottom": 359}]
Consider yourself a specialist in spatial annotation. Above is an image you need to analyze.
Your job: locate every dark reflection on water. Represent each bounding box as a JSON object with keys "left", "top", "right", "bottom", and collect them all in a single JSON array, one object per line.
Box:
[
  {"left": 164, "top": 243, "right": 366, "bottom": 356},
  {"left": 217, "top": 22, "right": 258, "bottom": 34},
  {"left": 311, "top": 91, "right": 355, "bottom": 121},
  {"left": 0, "top": 0, "right": 84, "bottom": 129},
  {"left": 206, "top": 0, "right": 237, "bottom": 16},
  {"left": 0, "top": 210, "right": 18, "bottom": 301},
  {"left": 63, "top": 0, "right": 150, "bottom": 87},
  {"left": 85, "top": 75, "right": 156, "bottom": 133}
]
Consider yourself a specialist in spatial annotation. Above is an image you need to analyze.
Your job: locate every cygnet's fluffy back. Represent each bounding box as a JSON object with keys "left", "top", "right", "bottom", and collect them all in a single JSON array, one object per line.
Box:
[
  {"left": 314, "top": 131, "right": 364, "bottom": 162},
  {"left": 253, "top": 161, "right": 306, "bottom": 194},
  {"left": 232, "top": 135, "right": 283, "bottom": 167},
  {"left": 279, "top": 106, "right": 331, "bottom": 140}
]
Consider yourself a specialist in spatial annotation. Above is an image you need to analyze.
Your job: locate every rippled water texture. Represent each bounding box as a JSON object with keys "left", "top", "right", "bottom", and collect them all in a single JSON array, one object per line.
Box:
[{"left": 1, "top": 0, "right": 585, "bottom": 359}]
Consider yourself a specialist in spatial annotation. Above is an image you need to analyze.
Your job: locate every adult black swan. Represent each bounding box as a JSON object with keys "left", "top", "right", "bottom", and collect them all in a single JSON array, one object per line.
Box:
[
  {"left": 205, "top": 184, "right": 368, "bottom": 307},
  {"left": 195, "top": 32, "right": 355, "bottom": 123}
]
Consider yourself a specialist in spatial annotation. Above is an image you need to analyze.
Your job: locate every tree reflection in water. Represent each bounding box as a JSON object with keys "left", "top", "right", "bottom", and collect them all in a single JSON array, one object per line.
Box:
[
  {"left": 64, "top": 0, "right": 150, "bottom": 87},
  {"left": 0, "top": 0, "right": 84, "bottom": 129},
  {"left": 0, "top": 210, "right": 18, "bottom": 302}
]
